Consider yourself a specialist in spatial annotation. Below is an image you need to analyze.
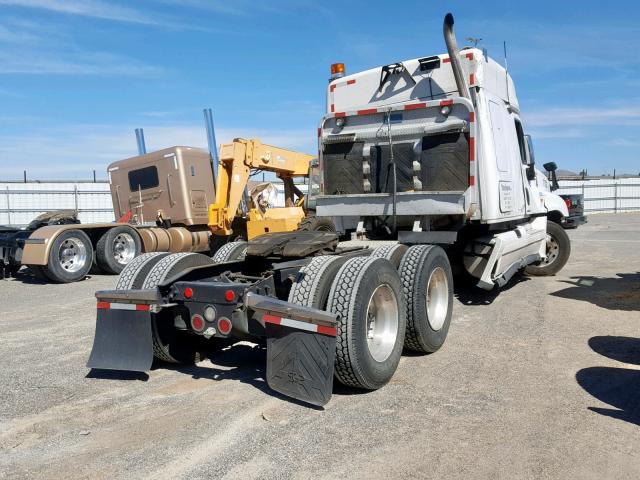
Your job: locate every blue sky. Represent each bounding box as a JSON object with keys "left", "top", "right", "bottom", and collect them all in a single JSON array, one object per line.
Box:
[{"left": 0, "top": 0, "right": 638, "bottom": 180}]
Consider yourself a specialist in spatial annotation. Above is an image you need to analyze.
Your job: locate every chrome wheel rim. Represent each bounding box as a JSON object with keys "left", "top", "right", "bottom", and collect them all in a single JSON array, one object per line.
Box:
[
  {"left": 426, "top": 267, "right": 449, "bottom": 331},
  {"left": 543, "top": 234, "right": 559, "bottom": 265},
  {"left": 365, "top": 284, "right": 399, "bottom": 362},
  {"left": 58, "top": 237, "right": 87, "bottom": 273},
  {"left": 113, "top": 232, "right": 136, "bottom": 265}
]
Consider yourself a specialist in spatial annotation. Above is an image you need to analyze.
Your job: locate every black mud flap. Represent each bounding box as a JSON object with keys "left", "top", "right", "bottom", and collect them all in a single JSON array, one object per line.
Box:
[
  {"left": 87, "top": 306, "right": 154, "bottom": 372},
  {"left": 266, "top": 322, "right": 336, "bottom": 407}
]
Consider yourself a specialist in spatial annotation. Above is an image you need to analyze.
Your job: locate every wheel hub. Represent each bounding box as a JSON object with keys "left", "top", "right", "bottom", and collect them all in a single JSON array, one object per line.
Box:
[
  {"left": 113, "top": 232, "right": 136, "bottom": 265},
  {"left": 426, "top": 266, "right": 449, "bottom": 331},
  {"left": 58, "top": 238, "right": 87, "bottom": 272},
  {"left": 365, "top": 284, "right": 399, "bottom": 362},
  {"left": 542, "top": 234, "right": 560, "bottom": 265}
]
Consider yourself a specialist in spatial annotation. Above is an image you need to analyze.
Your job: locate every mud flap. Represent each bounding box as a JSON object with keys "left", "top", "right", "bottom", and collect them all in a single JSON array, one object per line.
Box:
[
  {"left": 87, "top": 306, "right": 154, "bottom": 372},
  {"left": 265, "top": 317, "right": 337, "bottom": 407}
]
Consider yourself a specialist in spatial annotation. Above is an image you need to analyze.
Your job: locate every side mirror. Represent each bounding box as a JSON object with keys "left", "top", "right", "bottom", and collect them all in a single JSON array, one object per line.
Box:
[{"left": 543, "top": 162, "right": 557, "bottom": 172}]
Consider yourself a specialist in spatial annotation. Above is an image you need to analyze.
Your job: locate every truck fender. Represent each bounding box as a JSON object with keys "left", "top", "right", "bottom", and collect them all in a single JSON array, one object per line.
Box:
[
  {"left": 540, "top": 191, "right": 569, "bottom": 220},
  {"left": 21, "top": 223, "right": 116, "bottom": 265}
]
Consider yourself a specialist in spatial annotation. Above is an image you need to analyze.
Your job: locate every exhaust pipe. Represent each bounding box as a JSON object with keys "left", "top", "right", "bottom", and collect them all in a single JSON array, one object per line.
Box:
[{"left": 443, "top": 13, "right": 470, "bottom": 100}]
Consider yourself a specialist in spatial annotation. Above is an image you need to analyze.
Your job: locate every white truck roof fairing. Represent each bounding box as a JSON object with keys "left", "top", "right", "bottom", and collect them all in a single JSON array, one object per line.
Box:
[{"left": 327, "top": 48, "right": 519, "bottom": 115}]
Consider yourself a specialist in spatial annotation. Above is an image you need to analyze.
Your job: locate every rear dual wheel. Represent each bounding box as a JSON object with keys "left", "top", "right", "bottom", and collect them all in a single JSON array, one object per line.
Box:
[
  {"left": 289, "top": 244, "right": 454, "bottom": 391},
  {"left": 115, "top": 252, "right": 215, "bottom": 365},
  {"left": 95, "top": 226, "right": 142, "bottom": 275},
  {"left": 212, "top": 240, "right": 247, "bottom": 263},
  {"left": 327, "top": 256, "right": 406, "bottom": 390},
  {"left": 399, "top": 245, "right": 453, "bottom": 353},
  {"left": 37, "top": 229, "right": 93, "bottom": 283}
]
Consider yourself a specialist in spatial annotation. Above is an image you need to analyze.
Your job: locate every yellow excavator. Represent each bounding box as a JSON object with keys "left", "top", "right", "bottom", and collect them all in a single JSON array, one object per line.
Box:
[{"left": 209, "top": 138, "right": 333, "bottom": 240}]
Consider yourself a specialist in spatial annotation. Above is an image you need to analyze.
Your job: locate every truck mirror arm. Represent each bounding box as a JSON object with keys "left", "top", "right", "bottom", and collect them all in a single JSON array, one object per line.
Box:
[{"left": 550, "top": 170, "right": 560, "bottom": 191}]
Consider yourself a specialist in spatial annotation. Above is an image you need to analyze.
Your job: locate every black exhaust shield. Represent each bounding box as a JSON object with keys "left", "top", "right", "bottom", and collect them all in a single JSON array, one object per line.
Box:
[{"left": 87, "top": 307, "right": 154, "bottom": 372}]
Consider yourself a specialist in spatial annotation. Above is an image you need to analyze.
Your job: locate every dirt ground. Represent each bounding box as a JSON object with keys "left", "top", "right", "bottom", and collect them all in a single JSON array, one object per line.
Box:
[{"left": 1, "top": 213, "right": 639, "bottom": 479}]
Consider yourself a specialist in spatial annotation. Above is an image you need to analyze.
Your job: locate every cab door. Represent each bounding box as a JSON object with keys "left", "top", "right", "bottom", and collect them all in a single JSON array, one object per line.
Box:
[{"left": 488, "top": 99, "right": 526, "bottom": 217}]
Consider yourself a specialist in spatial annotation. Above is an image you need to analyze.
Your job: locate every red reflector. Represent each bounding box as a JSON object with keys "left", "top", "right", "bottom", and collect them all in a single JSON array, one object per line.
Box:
[
  {"left": 218, "top": 317, "right": 232, "bottom": 334},
  {"left": 224, "top": 290, "right": 235, "bottom": 302},
  {"left": 469, "top": 176, "right": 475, "bottom": 186},
  {"left": 136, "top": 304, "right": 151, "bottom": 311},
  {"left": 263, "top": 313, "right": 282, "bottom": 325},
  {"left": 357, "top": 108, "right": 377, "bottom": 116},
  {"left": 97, "top": 301, "right": 110, "bottom": 310},
  {"left": 439, "top": 99, "right": 454, "bottom": 107},
  {"left": 317, "top": 325, "right": 338, "bottom": 336},
  {"left": 564, "top": 198, "right": 571, "bottom": 209},
  {"left": 469, "top": 137, "right": 475, "bottom": 161},
  {"left": 191, "top": 314, "right": 204, "bottom": 331},
  {"left": 184, "top": 287, "right": 193, "bottom": 299},
  {"left": 404, "top": 102, "right": 427, "bottom": 111}
]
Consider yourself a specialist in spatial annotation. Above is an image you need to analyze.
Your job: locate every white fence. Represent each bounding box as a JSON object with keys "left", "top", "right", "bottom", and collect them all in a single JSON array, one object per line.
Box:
[
  {"left": 0, "top": 181, "right": 300, "bottom": 228},
  {"left": 0, "top": 182, "right": 114, "bottom": 227},
  {"left": 1, "top": 178, "right": 638, "bottom": 228},
  {"left": 557, "top": 178, "right": 640, "bottom": 213}
]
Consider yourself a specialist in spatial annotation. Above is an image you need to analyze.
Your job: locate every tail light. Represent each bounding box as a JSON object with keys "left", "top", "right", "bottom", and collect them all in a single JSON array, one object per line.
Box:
[
  {"left": 330, "top": 63, "right": 345, "bottom": 80},
  {"left": 564, "top": 198, "right": 571, "bottom": 209},
  {"left": 191, "top": 314, "right": 204, "bottom": 331},
  {"left": 217, "top": 317, "right": 232, "bottom": 335}
]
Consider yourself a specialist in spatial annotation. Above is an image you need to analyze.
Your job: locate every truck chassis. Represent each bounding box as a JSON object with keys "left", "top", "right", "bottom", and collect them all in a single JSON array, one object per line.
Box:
[{"left": 87, "top": 231, "right": 454, "bottom": 406}]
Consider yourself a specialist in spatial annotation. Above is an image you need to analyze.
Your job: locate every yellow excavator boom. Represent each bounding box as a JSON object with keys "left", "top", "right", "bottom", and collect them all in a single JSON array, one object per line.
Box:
[{"left": 208, "top": 138, "right": 314, "bottom": 238}]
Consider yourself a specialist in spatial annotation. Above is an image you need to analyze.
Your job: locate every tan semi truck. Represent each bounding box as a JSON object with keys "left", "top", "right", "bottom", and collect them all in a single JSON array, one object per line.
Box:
[{"left": 0, "top": 139, "right": 322, "bottom": 283}]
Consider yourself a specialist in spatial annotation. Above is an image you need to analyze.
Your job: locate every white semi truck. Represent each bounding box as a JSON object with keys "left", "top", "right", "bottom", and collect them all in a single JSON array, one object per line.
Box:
[{"left": 87, "top": 13, "right": 573, "bottom": 406}]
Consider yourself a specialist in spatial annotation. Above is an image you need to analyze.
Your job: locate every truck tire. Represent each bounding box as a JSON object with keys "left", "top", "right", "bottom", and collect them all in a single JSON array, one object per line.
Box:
[
  {"left": 288, "top": 255, "right": 348, "bottom": 309},
  {"left": 525, "top": 221, "right": 571, "bottom": 276},
  {"left": 212, "top": 240, "right": 247, "bottom": 263},
  {"left": 142, "top": 253, "right": 216, "bottom": 364},
  {"left": 41, "top": 229, "right": 93, "bottom": 283},
  {"left": 298, "top": 215, "right": 336, "bottom": 232},
  {"left": 327, "top": 256, "right": 406, "bottom": 389},
  {"left": 371, "top": 244, "right": 408, "bottom": 269},
  {"left": 115, "top": 252, "right": 170, "bottom": 290},
  {"left": 399, "top": 245, "right": 453, "bottom": 353},
  {"left": 95, "top": 226, "right": 143, "bottom": 275}
]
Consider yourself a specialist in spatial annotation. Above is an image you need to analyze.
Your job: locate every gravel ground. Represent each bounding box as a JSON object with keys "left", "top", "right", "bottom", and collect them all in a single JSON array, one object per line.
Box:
[{"left": 1, "top": 213, "right": 638, "bottom": 479}]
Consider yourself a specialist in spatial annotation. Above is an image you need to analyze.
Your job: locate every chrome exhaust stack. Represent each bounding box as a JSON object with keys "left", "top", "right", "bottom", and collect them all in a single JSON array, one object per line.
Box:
[{"left": 443, "top": 13, "right": 470, "bottom": 100}]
